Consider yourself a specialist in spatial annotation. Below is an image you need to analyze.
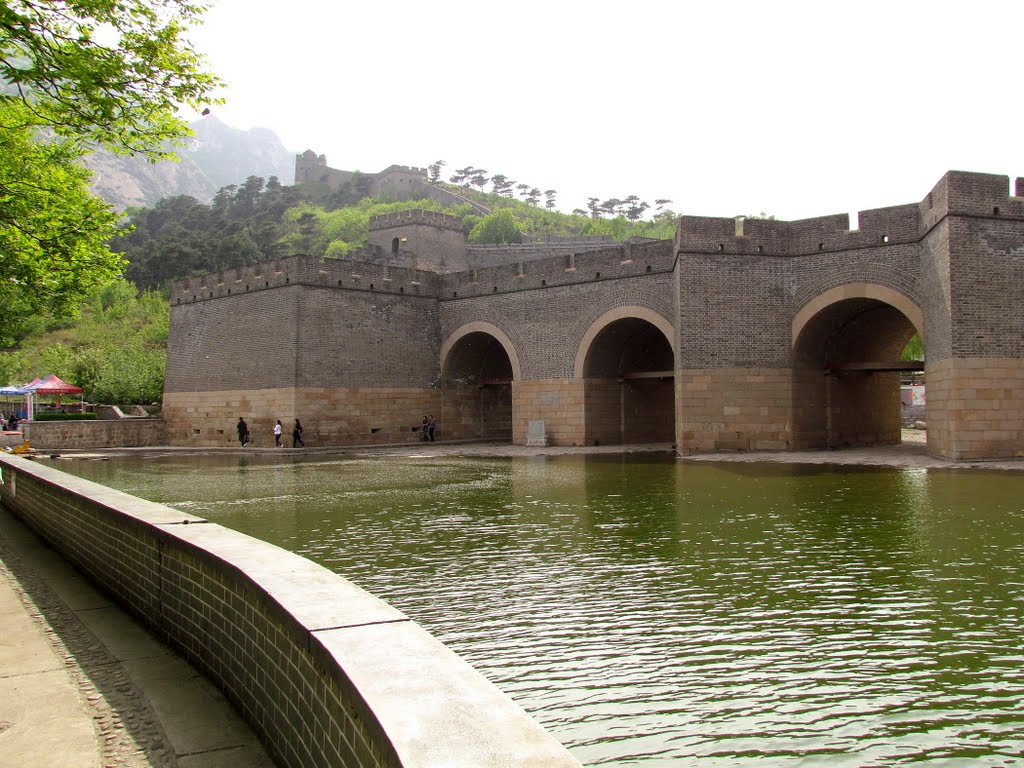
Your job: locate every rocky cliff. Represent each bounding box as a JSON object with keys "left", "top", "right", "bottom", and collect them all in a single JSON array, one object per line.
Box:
[{"left": 86, "top": 116, "right": 294, "bottom": 210}]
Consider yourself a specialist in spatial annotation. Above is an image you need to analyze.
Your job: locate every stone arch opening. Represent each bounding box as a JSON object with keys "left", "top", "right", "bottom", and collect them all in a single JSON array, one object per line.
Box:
[
  {"left": 792, "top": 291, "right": 923, "bottom": 450},
  {"left": 579, "top": 314, "right": 675, "bottom": 446},
  {"left": 441, "top": 331, "right": 515, "bottom": 441}
]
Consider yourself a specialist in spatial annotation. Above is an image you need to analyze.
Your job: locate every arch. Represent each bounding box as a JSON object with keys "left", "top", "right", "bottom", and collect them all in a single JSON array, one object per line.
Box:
[
  {"left": 574, "top": 306, "right": 675, "bottom": 446},
  {"left": 441, "top": 321, "right": 522, "bottom": 380},
  {"left": 792, "top": 283, "right": 923, "bottom": 347},
  {"left": 573, "top": 306, "right": 675, "bottom": 379},
  {"left": 791, "top": 284, "right": 924, "bottom": 451}
]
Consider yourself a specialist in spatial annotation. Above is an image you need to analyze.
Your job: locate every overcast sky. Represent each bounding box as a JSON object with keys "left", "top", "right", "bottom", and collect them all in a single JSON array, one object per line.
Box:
[{"left": 186, "top": 0, "right": 1023, "bottom": 222}]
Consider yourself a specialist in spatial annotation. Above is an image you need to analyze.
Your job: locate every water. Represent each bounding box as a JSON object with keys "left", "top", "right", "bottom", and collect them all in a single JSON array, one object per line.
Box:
[{"left": 58, "top": 452, "right": 1024, "bottom": 767}]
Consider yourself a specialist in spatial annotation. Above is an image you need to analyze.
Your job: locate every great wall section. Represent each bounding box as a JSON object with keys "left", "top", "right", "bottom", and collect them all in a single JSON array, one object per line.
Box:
[{"left": 164, "top": 169, "right": 1024, "bottom": 461}]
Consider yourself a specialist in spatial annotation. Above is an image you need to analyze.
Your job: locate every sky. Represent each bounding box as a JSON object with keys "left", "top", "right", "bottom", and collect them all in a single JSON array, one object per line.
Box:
[{"left": 184, "top": 0, "right": 1024, "bottom": 222}]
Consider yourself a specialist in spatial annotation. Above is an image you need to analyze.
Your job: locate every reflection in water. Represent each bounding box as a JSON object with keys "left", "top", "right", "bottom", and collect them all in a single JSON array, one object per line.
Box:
[{"left": 60, "top": 454, "right": 1024, "bottom": 767}]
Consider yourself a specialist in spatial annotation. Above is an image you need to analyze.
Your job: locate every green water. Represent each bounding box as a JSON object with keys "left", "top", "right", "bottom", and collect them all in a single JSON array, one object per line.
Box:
[{"left": 57, "top": 452, "right": 1024, "bottom": 767}]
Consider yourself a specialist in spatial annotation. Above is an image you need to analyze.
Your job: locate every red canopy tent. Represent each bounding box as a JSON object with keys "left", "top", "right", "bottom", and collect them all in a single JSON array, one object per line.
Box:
[
  {"left": 24, "top": 374, "right": 84, "bottom": 418},
  {"left": 31, "top": 374, "right": 83, "bottom": 395}
]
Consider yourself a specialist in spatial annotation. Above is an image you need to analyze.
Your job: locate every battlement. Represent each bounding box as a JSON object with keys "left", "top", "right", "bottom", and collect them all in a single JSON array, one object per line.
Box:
[
  {"left": 441, "top": 239, "right": 675, "bottom": 300},
  {"left": 170, "top": 239, "right": 676, "bottom": 307},
  {"left": 170, "top": 255, "right": 441, "bottom": 305},
  {"left": 369, "top": 209, "right": 465, "bottom": 233},
  {"left": 677, "top": 171, "right": 1024, "bottom": 257},
  {"left": 378, "top": 164, "right": 428, "bottom": 177},
  {"left": 466, "top": 238, "right": 629, "bottom": 269},
  {"left": 520, "top": 234, "right": 615, "bottom": 245}
]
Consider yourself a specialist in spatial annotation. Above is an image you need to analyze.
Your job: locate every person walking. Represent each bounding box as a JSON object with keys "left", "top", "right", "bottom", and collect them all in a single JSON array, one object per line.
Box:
[
  {"left": 292, "top": 418, "right": 305, "bottom": 448},
  {"left": 273, "top": 419, "right": 283, "bottom": 447},
  {"left": 427, "top": 415, "right": 436, "bottom": 442},
  {"left": 421, "top": 415, "right": 429, "bottom": 442},
  {"left": 237, "top": 417, "right": 250, "bottom": 447}
]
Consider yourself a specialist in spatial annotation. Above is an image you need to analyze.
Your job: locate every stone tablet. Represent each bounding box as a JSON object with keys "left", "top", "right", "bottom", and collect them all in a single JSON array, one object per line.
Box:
[{"left": 526, "top": 420, "right": 548, "bottom": 447}]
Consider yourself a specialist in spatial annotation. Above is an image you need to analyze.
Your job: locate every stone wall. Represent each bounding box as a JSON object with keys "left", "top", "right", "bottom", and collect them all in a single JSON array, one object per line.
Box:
[
  {"left": 23, "top": 419, "right": 165, "bottom": 450},
  {"left": 0, "top": 455, "right": 581, "bottom": 768}
]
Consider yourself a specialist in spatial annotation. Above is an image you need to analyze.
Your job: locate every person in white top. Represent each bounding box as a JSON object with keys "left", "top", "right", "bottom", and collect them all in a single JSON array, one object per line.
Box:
[{"left": 273, "top": 419, "right": 283, "bottom": 447}]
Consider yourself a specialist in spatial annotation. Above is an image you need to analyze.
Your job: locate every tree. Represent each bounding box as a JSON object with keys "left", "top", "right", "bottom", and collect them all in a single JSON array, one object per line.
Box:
[
  {"left": 427, "top": 160, "right": 445, "bottom": 184},
  {"left": 471, "top": 169, "right": 489, "bottom": 193},
  {"left": 1, "top": 0, "right": 221, "bottom": 157},
  {"left": 623, "top": 196, "right": 650, "bottom": 221},
  {"left": 0, "top": 102, "right": 124, "bottom": 344},
  {"left": 467, "top": 209, "right": 523, "bottom": 245},
  {"left": 544, "top": 189, "right": 557, "bottom": 210},
  {"left": 450, "top": 166, "right": 475, "bottom": 186},
  {"left": 0, "top": 0, "right": 220, "bottom": 337},
  {"left": 600, "top": 198, "right": 624, "bottom": 217},
  {"left": 491, "top": 174, "right": 515, "bottom": 198}
]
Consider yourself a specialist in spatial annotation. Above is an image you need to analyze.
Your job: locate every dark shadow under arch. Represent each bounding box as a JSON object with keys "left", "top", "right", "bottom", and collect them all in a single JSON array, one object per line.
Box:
[
  {"left": 792, "top": 297, "right": 920, "bottom": 449},
  {"left": 442, "top": 331, "right": 514, "bottom": 441},
  {"left": 581, "top": 317, "right": 674, "bottom": 446}
]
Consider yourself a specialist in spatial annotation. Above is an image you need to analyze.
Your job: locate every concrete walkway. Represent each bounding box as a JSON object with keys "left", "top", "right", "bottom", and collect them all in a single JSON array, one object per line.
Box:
[{"left": 0, "top": 506, "right": 274, "bottom": 768}]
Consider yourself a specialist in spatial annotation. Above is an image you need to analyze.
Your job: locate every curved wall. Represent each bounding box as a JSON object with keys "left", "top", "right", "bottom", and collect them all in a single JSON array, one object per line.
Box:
[{"left": 0, "top": 455, "right": 580, "bottom": 768}]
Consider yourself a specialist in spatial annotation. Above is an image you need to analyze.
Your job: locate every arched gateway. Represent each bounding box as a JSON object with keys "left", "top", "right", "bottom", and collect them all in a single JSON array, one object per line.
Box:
[
  {"left": 441, "top": 322, "right": 520, "bottom": 441},
  {"left": 791, "top": 285, "right": 923, "bottom": 449},
  {"left": 575, "top": 308, "right": 676, "bottom": 446}
]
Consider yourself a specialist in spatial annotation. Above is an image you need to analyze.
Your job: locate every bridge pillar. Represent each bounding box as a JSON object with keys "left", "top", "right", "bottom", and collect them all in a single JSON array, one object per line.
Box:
[{"left": 512, "top": 380, "right": 586, "bottom": 446}]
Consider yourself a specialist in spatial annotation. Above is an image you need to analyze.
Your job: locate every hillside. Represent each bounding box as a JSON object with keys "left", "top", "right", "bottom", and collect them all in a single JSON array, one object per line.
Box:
[{"left": 85, "top": 116, "right": 294, "bottom": 210}]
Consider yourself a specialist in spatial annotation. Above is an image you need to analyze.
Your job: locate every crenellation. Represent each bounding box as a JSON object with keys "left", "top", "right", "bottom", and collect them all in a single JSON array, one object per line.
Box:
[
  {"left": 170, "top": 255, "right": 441, "bottom": 305},
  {"left": 369, "top": 209, "right": 464, "bottom": 233},
  {"left": 678, "top": 206, "right": 924, "bottom": 256}
]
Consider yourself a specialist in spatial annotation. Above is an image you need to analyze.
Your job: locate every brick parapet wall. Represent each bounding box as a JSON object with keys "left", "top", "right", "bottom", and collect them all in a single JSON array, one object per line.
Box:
[
  {"left": 369, "top": 210, "right": 464, "bottom": 233},
  {"left": 677, "top": 172, "right": 1024, "bottom": 259},
  {"left": 443, "top": 240, "right": 674, "bottom": 300},
  {"left": 23, "top": 419, "right": 165, "bottom": 450},
  {"left": 0, "top": 456, "right": 580, "bottom": 768},
  {"left": 169, "top": 255, "right": 441, "bottom": 307}
]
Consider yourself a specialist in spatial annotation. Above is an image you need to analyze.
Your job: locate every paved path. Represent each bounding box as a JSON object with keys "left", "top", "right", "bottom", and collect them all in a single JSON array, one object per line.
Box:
[{"left": 0, "top": 506, "right": 274, "bottom": 768}]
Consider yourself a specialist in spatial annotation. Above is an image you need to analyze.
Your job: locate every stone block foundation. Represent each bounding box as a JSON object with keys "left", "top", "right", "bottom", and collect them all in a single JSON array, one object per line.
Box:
[
  {"left": 926, "top": 358, "right": 1024, "bottom": 460},
  {"left": 677, "top": 368, "right": 792, "bottom": 453}
]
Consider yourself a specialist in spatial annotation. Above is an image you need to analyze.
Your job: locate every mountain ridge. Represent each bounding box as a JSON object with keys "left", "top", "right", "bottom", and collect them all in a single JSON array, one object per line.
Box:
[{"left": 86, "top": 115, "right": 295, "bottom": 210}]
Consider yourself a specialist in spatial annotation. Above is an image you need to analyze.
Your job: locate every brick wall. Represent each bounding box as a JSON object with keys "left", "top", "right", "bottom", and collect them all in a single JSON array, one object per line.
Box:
[{"left": 0, "top": 455, "right": 581, "bottom": 768}]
